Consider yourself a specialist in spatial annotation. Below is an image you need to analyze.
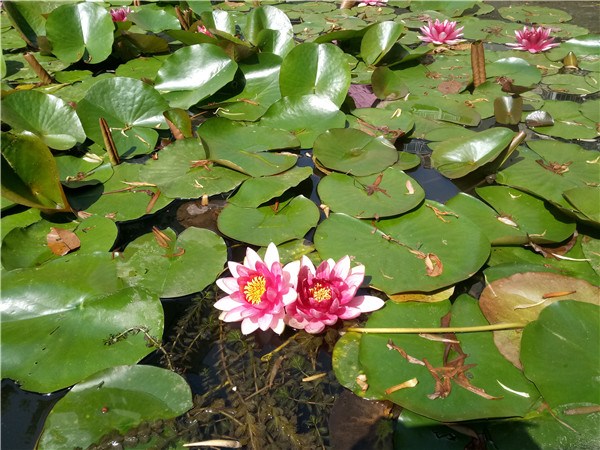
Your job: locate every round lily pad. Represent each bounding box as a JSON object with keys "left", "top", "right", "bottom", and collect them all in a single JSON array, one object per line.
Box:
[
  {"left": 317, "top": 167, "right": 424, "bottom": 218},
  {"left": 217, "top": 195, "right": 320, "bottom": 246},
  {"left": 313, "top": 128, "right": 398, "bottom": 176}
]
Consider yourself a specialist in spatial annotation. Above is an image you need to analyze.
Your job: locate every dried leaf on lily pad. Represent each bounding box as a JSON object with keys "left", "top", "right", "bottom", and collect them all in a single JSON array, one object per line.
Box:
[
  {"left": 479, "top": 272, "right": 599, "bottom": 368},
  {"left": 525, "top": 110, "right": 554, "bottom": 127},
  {"left": 47, "top": 227, "right": 81, "bottom": 256},
  {"left": 388, "top": 286, "right": 454, "bottom": 304}
]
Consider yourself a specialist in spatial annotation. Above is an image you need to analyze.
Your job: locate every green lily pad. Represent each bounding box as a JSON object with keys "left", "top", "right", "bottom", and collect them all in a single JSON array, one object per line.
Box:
[
  {"left": 69, "top": 162, "right": 170, "bottom": 222},
  {"left": 430, "top": 127, "right": 516, "bottom": 179},
  {"left": 1, "top": 1, "right": 58, "bottom": 48},
  {"left": 129, "top": 4, "right": 180, "bottom": 32},
  {"left": 360, "top": 21, "right": 405, "bottom": 66},
  {"left": 139, "top": 138, "right": 249, "bottom": 200},
  {"left": 394, "top": 152, "right": 421, "bottom": 170},
  {"left": 359, "top": 296, "right": 539, "bottom": 421},
  {"left": 317, "top": 167, "right": 424, "bottom": 219},
  {"left": 521, "top": 300, "right": 599, "bottom": 407},
  {"left": 446, "top": 193, "right": 527, "bottom": 245},
  {"left": 409, "top": 1, "right": 476, "bottom": 17},
  {"left": 0, "top": 207, "right": 42, "bottom": 241},
  {"left": 46, "top": 2, "right": 114, "bottom": 64},
  {"left": 479, "top": 272, "right": 599, "bottom": 369},
  {"left": 280, "top": 42, "right": 350, "bottom": 107},
  {"left": 332, "top": 332, "right": 373, "bottom": 399},
  {"left": 546, "top": 35, "right": 600, "bottom": 63},
  {"left": 487, "top": 57, "right": 542, "bottom": 88},
  {"left": 76, "top": 77, "right": 169, "bottom": 159},
  {"left": 55, "top": 153, "right": 113, "bottom": 188},
  {"left": 498, "top": 5, "right": 572, "bottom": 24},
  {"left": 199, "top": 118, "right": 299, "bottom": 177},
  {"left": 1, "top": 90, "right": 86, "bottom": 150},
  {"left": 215, "top": 53, "right": 283, "bottom": 121},
  {"left": 371, "top": 66, "right": 409, "bottom": 100},
  {"left": 475, "top": 185, "right": 576, "bottom": 244},
  {"left": 580, "top": 99, "right": 600, "bottom": 122},
  {"left": 217, "top": 195, "right": 320, "bottom": 246},
  {"left": 1, "top": 133, "right": 70, "bottom": 212},
  {"left": 228, "top": 166, "right": 313, "bottom": 208},
  {"left": 37, "top": 365, "right": 192, "bottom": 450},
  {"left": 582, "top": 235, "right": 600, "bottom": 279},
  {"left": 313, "top": 128, "right": 398, "bottom": 176},
  {"left": 314, "top": 201, "right": 490, "bottom": 294},
  {"left": 1, "top": 253, "right": 163, "bottom": 393},
  {"left": 2, "top": 52, "right": 70, "bottom": 83},
  {"left": 496, "top": 140, "right": 600, "bottom": 214},
  {"left": 563, "top": 186, "right": 600, "bottom": 224},
  {"left": 118, "top": 227, "right": 227, "bottom": 298},
  {"left": 260, "top": 94, "right": 346, "bottom": 148},
  {"left": 349, "top": 107, "right": 415, "bottom": 142},
  {"left": 410, "top": 101, "right": 481, "bottom": 127},
  {"left": 527, "top": 100, "right": 598, "bottom": 140},
  {"left": 154, "top": 44, "right": 238, "bottom": 109},
  {"left": 245, "top": 5, "right": 293, "bottom": 47},
  {"left": 114, "top": 55, "right": 167, "bottom": 81},
  {"left": 543, "top": 73, "right": 599, "bottom": 96}
]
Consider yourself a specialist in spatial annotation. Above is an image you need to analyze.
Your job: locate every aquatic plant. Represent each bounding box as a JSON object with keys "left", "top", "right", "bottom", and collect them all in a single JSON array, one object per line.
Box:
[
  {"left": 506, "top": 26, "right": 560, "bottom": 53},
  {"left": 418, "top": 19, "right": 465, "bottom": 45},
  {"left": 109, "top": 6, "right": 131, "bottom": 22}
]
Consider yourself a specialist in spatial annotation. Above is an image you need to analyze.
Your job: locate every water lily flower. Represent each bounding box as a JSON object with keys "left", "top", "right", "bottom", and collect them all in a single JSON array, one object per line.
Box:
[
  {"left": 358, "top": 0, "right": 388, "bottom": 6},
  {"left": 506, "top": 26, "right": 559, "bottom": 53},
  {"left": 419, "top": 19, "right": 465, "bottom": 45},
  {"left": 109, "top": 6, "right": 132, "bottom": 22},
  {"left": 215, "top": 243, "right": 298, "bottom": 335},
  {"left": 197, "top": 25, "right": 214, "bottom": 38},
  {"left": 285, "top": 256, "right": 385, "bottom": 334}
]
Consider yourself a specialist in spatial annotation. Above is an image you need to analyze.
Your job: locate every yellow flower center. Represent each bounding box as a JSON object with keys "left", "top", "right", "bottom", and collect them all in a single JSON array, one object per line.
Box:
[
  {"left": 309, "top": 283, "right": 332, "bottom": 302},
  {"left": 244, "top": 276, "right": 266, "bottom": 305}
]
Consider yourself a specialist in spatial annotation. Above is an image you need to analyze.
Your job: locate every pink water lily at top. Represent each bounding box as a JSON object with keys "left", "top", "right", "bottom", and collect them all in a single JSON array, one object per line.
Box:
[
  {"left": 109, "top": 6, "right": 132, "bottom": 22},
  {"left": 215, "top": 243, "right": 298, "bottom": 335},
  {"left": 285, "top": 256, "right": 385, "bottom": 334},
  {"left": 358, "top": 0, "right": 388, "bottom": 6},
  {"left": 419, "top": 19, "right": 465, "bottom": 45},
  {"left": 506, "top": 26, "right": 559, "bottom": 53}
]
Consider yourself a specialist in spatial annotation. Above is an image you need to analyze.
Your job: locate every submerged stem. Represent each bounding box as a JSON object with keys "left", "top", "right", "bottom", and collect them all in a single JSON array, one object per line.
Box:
[{"left": 346, "top": 322, "right": 526, "bottom": 334}]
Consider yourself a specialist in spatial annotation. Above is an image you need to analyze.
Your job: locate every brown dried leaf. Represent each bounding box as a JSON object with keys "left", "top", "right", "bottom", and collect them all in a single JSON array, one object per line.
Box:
[
  {"left": 47, "top": 227, "right": 80, "bottom": 256},
  {"left": 424, "top": 253, "right": 443, "bottom": 277},
  {"left": 152, "top": 226, "right": 172, "bottom": 248},
  {"left": 438, "top": 80, "right": 463, "bottom": 95}
]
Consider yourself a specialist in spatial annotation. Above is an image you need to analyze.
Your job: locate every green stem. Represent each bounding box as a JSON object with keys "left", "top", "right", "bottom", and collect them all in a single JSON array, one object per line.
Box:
[{"left": 346, "top": 322, "right": 526, "bottom": 334}]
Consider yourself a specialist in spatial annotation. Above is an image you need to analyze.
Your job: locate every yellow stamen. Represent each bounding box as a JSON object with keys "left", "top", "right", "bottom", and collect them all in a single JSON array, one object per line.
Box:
[
  {"left": 244, "top": 276, "right": 266, "bottom": 305},
  {"left": 310, "top": 283, "right": 332, "bottom": 302}
]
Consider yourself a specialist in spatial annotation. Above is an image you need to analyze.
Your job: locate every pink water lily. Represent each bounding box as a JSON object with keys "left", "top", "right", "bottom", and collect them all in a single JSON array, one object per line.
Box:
[
  {"left": 285, "top": 256, "right": 385, "bottom": 334},
  {"left": 419, "top": 19, "right": 465, "bottom": 45},
  {"left": 109, "top": 6, "right": 132, "bottom": 22},
  {"left": 215, "top": 243, "right": 298, "bottom": 335},
  {"left": 197, "top": 25, "right": 214, "bottom": 38},
  {"left": 506, "top": 26, "right": 559, "bottom": 53},
  {"left": 358, "top": 0, "right": 388, "bottom": 6}
]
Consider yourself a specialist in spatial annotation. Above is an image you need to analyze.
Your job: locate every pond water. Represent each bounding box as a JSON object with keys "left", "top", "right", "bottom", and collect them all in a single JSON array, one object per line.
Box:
[{"left": 1, "top": 1, "right": 599, "bottom": 449}]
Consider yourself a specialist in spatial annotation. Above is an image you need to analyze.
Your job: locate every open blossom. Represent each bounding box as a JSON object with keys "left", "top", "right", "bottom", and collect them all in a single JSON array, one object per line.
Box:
[
  {"left": 285, "top": 256, "right": 385, "bottom": 334},
  {"left": 109, "top": 7, "right": 132, "bottom": 22},
  {"left": 419, "top": 19, "right": 465, "bottom": 45},
  {"left": 197, "top": 25, "right": 214, "bottom": 38},
  {"left": 506, "top": 26, "right": 559, "bottom": 53},
  {"left": 358, "top": 0, "right": 388, "bottom": 6},
  {"left": 215, "top": 243, "right": 297, "bottom": 335}
]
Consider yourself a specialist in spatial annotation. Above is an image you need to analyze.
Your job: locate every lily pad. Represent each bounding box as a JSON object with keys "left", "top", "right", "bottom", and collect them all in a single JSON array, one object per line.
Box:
[
  {"left": 37, "top": 365, "right": 192, "bottom": 450},
  {"left": 521, "top": 300, "right": 599, "bottom": 407},
  {"left": 543, "top": 73, "right": 599, "bottom": 96},
  {"left": 1, "top": 133, "right": 70, "bottom": 212},
  {"left": 317, "top": 167, "right": 424, "bottom": 219},
  {"left": 1, "top": 253, "right": 164, "bottom": 393},
  {"left": 475, "top": 185, "right": 576, "bottom": 244},
  {"left": 129, "top": 4, "right": 180, "bottom": 32},
  {"left": 313, "top": 128, "right": 398, "bottom": 176},
  {"left": 430, "top": 128, "right": 516, "bottom": 179},
  {"left": 217, "top": 195, "right": 320, "bottom": 246},
  {"left": 563, "top": 186, "right": 600, "bottom": 224},
  {"left": 497, "top": 5, "right": 572, "bottom": 24},
  {"left": 360, "top": 21, "right": 405, "bottom": 66},
  {"left": 332, "top": 332, "right": 371, "bottom": 398},
  {"left": 526, "top": 100, "right": 598, "bottom": 140},
  {"left": 245, "top": 5, "right": 293, "bottom": 47},
  {"left": 76, "top": 77, "right": 169, "bottom": 158},
  {"left": 154, "top": 44, "right": 238, "bottom": 109},
  {"left": 359, "top": 296, "right": 539, "bottom": 421},
  {"left": 280, "top": 42, "right": 351, "bottom": 107},
  {"left": 486, "top": 57, "right": 541, "bottom": 88},
  {"left": 228, "top": 166, "right": 313, "bottom": 208},
  {"left": 479, "top": 272, "right": 599, "bottom": 368},
  {"left": 314, "top": 201, "right": 490, "bottom": 294},
  {"left": 45, "top": 2, "right": 114, "bottom": 64},
  {"left": 199, "top": 118, "right": 299, "bottom": 177},
  {"left": 349, "top": 107, "right": 415, "bottom": 142},
  {"left": 139, "top": 138, "right": 249, "bottom": 200},
  {"left": 118, "top": 227, "right": 227, "bottom": 298},
  {"left": 260, "top": 94, "right": 346, "bottom": 148},
  {"left": 1, "top": 90, "right": 86, "bottom": 150}
]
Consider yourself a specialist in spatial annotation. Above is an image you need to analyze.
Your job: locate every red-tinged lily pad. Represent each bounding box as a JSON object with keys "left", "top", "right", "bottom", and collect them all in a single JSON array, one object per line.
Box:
[
  {"left": 521, "top": 301, "right": 599, "bottom": 408},
  {"left": 357, "top": 296, "right": 540, "bottom": 421},
  {"left": 479, "top": 272, "right": 600, "bottom": 368},
  {"left": 317, "top": 167, "right": 424, "bottom": 219},
  {"left": 218, "top": 195, "right": 320, "bottom": 246},
  {"left": 1, "top": 90, "right": 86, "bottom": 150},
  {"left": 1, "top": 133, "right": 71, "bottom": 212},
  {"left": 312, "top": 128, "right": 398, "bottom": 176},
  {"left": 36, "top": 365, "right": 192, "bottom": 450},
  {"left": 314, "top": 201, "right": 490, "bottom": 294},
  {"left": 1, "top": 253, "right": 164, "bottom": 393}
]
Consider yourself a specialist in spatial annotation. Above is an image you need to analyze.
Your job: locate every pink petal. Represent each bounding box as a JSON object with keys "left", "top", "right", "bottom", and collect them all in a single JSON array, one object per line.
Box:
[
  {"left": 332, "top": 255, "right": 351, "bottom": 280},
  {"left": 216, "top": 277, "right": 238, "bottom": 294},
  {"left": 244, "top": 247, "right": 262, "bottom": 270},
  {"left": 346, "top": 295, "right": 385, "bottom": 313},
  {"left": 263, "top": 242, "right": 280, "bottom": 268},
  {"left": 214, "top": 296, "right": 244, "bottom": 311},
  {"left": 305, "top": 321, "right": 326, "bottom": 334},
  {"left": 272, "top": 317, "right": 286, "bottom": 334},
  {"left": 241, "top": 318, "right": 260, "bottom": 335}
]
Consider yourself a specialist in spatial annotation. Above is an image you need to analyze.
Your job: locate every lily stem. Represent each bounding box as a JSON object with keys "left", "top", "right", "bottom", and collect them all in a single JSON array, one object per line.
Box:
[{"left": 346, "top": 322, "right": 527, "bottom": 334}]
